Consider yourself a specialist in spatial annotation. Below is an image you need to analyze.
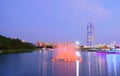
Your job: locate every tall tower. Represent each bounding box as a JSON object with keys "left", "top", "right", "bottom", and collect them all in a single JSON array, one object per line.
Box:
[{"left": 87, "top": 22, "right": 94, "bottom": 46}]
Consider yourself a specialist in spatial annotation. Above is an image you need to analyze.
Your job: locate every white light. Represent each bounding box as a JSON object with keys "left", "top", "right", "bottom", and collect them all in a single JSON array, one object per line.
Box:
[
  {"left": 75, "top": 51, "right": 80, "bottom": 57},
  {"left": 76, "top": 60, "right": 79, "bottom": 76},
  {"left": 75, "top": 41, "right": 80, "bottom": 45}
]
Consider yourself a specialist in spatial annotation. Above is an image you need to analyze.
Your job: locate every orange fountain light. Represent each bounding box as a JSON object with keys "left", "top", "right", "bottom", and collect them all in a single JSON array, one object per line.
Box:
[{"left": 52, "top": 42, "right": 82, "bottom": 62}]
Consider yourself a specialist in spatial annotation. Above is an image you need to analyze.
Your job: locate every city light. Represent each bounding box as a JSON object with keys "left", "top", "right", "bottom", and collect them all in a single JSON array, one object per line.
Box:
[{"left": 75, "top": 41, "right": 80, "bottom": 45}]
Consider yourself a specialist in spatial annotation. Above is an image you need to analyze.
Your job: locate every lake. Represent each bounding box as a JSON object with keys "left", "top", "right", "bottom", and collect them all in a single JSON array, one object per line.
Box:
[{"left": 0, "top": 50, "right": 120, "bottom": 76}]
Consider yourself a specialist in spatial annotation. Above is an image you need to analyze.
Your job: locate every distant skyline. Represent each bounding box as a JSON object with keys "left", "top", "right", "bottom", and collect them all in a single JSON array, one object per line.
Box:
[{"left": 0, "top": 0, "right": 120, "bottom": 44}]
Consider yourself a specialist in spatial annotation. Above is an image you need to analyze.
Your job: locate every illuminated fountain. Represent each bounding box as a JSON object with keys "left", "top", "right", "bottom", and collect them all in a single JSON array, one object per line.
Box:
[{"left": 52, "top": 42, "right": 82, "bottom": 62}]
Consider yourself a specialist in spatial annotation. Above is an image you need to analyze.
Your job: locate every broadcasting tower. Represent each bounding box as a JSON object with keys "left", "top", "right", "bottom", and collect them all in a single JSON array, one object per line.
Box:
[{"left": 87, "top": 22, "right": 94, "bottom": 46}]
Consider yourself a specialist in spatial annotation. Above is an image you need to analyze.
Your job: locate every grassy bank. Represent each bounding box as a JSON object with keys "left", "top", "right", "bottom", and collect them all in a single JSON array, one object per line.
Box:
[{"left": 0, "top": 49, "right": 36, "bottom": 54}]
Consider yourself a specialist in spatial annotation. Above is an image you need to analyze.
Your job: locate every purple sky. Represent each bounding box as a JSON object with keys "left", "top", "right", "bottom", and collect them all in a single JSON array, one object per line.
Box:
[{"left": 0, "top": 0, "right": 120, "bottom": 44}]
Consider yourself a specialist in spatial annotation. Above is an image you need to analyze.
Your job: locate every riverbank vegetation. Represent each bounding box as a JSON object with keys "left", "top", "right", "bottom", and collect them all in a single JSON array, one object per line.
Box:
[{"left": 0, "top": 35, "right": 36, "bottom": 53}]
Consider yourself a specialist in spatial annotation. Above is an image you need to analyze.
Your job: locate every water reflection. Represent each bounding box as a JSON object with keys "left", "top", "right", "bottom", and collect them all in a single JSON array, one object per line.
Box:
[
  {"left": 107, "top": 55, "right": 119, "bottom": 76},
  {"left": 113, "top": 55, "right": 117, "bottom": 76},
  {"left": 52, "top": 52, "right": 120, "bottom": 76},
  {"left": 76, "top": 60, "right": 79, "bottom": 76},
  {"left": 38, "top": 51, "right": 120, "bottom": 76},
  {"left": 52, "top": 60, "right": 76, "bottom": 76},
  {"left": 1, "top": 50, "right": 120, "bottom": 76}
]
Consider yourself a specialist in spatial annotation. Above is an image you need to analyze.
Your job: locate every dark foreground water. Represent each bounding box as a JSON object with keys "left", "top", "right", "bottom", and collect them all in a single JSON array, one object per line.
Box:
[{"left": 0, "top": 50, "right": 120, "bottom": 76}]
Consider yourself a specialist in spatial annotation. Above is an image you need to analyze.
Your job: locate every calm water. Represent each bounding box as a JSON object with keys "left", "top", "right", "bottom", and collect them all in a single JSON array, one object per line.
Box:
[{"left": 0, "top": 50, "right": 120, "bottom": 76}]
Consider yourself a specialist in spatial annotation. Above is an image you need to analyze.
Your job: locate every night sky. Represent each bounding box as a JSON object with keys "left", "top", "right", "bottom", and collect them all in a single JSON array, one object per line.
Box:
[{"left": 0, "top": 0, "right": 120, "bottom": 44}]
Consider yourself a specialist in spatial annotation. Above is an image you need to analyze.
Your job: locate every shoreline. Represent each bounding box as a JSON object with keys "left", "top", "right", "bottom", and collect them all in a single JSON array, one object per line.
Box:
[{"left": 0, "top": 49, "right": 36, "bottom": 54}]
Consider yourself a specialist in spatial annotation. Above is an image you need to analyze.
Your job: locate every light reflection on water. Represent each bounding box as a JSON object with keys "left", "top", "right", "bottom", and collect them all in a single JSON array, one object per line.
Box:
[
  {"left": 0, "top": 50, "right": 120, "bottom": 76},
  {"left": 38, "top": 50, "right": 120, "bottom": 76},
  {"left": 76, "top": 60, "right": 79, "bottom": 76}
]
